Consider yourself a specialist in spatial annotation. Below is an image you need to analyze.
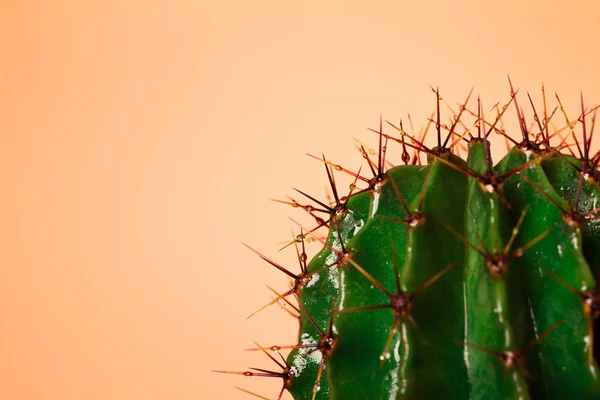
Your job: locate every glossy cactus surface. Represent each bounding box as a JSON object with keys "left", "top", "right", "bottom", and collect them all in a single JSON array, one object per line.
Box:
[{"left": 218, "top": 86, "right": 600, "bottom": 399}]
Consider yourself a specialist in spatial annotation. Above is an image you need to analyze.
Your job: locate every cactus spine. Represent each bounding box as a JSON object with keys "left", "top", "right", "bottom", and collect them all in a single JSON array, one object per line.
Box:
[{"left": 217, "top": 84, "right": 600, "bottom": 399}]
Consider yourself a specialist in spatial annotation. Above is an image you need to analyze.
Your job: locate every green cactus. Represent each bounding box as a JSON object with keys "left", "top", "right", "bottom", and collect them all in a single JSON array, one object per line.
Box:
[{"left": 216, "top": 84, "right": 600, "bottom": 399}]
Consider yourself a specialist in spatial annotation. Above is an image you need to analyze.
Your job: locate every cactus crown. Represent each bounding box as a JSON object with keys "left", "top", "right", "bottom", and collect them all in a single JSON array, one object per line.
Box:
[{"left": 216, "top": 82, "right": 600, "bottom": 400}]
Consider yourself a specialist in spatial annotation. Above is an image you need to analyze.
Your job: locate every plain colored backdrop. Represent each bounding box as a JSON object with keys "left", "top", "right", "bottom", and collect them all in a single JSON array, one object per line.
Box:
[{"left": 2, "top": 1, "right": 600, "bottom": 399}]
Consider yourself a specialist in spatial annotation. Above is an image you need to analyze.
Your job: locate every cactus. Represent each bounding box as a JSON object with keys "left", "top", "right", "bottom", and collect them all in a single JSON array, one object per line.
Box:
[{"left": 216, "top": 83, "right": 600, "bottom": 399}]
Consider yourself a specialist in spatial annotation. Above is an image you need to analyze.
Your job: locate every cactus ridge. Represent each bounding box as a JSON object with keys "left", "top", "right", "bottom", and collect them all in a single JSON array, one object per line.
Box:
[{"left": 218, "top": 84, "right": 600, "bottom": 399}]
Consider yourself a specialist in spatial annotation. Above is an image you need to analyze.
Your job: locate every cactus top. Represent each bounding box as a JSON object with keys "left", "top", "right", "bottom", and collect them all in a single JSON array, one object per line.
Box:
[{"left": 221, "top": 86, "right": 600, "bottom": 400}]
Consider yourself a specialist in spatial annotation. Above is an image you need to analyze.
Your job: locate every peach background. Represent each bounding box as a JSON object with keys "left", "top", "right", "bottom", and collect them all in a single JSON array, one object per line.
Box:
[{"left": 2, "top": 1, "right": 600, "bottom": 399}]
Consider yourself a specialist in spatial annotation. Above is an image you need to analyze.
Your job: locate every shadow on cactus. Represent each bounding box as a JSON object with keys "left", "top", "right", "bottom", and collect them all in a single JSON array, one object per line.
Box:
[{"left": 215, "top": 81, "right": 600, "bottom": 399}]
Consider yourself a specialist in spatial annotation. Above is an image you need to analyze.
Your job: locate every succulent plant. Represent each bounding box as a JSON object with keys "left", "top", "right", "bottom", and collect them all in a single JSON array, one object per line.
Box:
[{"left": 216, "top": 81, "right": 600, "bottom": 399}]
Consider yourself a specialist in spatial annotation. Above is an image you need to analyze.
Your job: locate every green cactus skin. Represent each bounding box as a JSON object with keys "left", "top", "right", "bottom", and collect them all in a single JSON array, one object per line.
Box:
[
  {"left": 462, "top": 140, "right": 531, "bottom": 399},
  {"left": 221, "top": 88, "right": 600, "bottom": 400},
  {"left": 286, "top": 190, "right": 372, "bottom": 400},
  {"left": 327, "top": 165, "right": 428, "bottom": 399},
  {"left": 496, "top": 146, "right": 600, "bottom": 399},
  {"left": 542, "top": 155, "right": 600, "bottom": 277}
]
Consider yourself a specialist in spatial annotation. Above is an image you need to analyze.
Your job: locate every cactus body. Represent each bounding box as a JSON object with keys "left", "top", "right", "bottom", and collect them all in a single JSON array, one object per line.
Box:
[{"left": 222, "top": 89, "right": 600, "bottom": 399}]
